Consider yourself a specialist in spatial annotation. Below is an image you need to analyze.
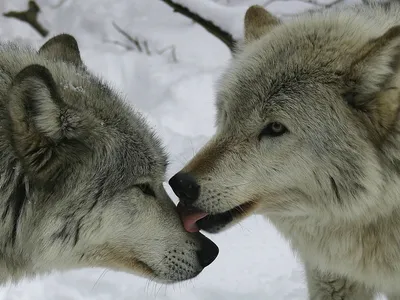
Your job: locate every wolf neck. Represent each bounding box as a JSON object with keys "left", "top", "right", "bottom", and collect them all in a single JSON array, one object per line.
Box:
[
  {"left": 267, "top": 144, "right": 400, "bottom": 281},
  {"left": 268, "top": 205, "right": 400, "bottom": 286}
]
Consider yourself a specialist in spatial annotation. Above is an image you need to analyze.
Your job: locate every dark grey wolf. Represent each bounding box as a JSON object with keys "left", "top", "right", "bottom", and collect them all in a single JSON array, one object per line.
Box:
[
  {"left": 170, "top": 2, "right": 400, "bottom": 299},
  {"left": 0, "top": 33, "right": 218, "bottom": 284}
]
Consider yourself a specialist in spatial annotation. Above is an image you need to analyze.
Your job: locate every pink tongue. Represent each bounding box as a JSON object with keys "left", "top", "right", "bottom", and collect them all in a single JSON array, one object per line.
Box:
[{"left": 177, "top": 202, "right": 208, "bottom": 233}]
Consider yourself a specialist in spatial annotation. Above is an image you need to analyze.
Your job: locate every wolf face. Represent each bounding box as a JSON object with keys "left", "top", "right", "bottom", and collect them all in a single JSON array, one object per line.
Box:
[
  {"left": 0, "top": 34, "right": 218, "bottom": 283},
  {"left": 170, "top": 5, "right": 400, "bottom": 233}
]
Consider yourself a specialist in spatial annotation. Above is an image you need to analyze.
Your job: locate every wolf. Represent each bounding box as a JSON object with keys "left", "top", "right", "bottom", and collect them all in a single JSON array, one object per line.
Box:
[
  {"left": 169, "top": 1, "right": 400, "bottom": 299},
  {"left": 0, "top": 33, "right": 218, "bottom": 285}
]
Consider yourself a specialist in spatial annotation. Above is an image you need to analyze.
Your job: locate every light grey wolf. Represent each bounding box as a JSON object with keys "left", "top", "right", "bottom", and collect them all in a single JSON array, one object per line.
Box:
[
  {"left": 169, "top": 2, "right": 400, "bottom": 299},
  {"left": 0, "top": 33, "right": 218, "bottom": 285}
]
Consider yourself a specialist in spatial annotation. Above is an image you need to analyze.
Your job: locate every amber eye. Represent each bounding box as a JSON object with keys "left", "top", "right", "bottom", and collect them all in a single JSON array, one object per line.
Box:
[
  {"left": 258, "top": 122, "right": 288, "bottom": 139},
  {"left": 137, "top": 183, "right": 156, "bottom": 197}
]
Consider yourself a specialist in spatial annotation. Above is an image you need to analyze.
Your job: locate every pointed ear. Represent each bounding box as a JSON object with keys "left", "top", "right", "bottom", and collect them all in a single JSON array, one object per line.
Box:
[
  {"left": 244, "top": 5, "right": 280, "bottom": 44},
  {"left": 344, "top": 26, "right": 400, "bottom": 143},
  {"left": 348, "top": 26, "right": 400, "bottom": 97},
  {"left": 38, "top": 34, "right": 84, "bottom": 68},
  {"left": 7, "top": 64, "right": 91, "bottom": 183}
]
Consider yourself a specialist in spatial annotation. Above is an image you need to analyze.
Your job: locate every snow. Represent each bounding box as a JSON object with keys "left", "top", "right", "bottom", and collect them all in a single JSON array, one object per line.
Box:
[{"left": 0, "top": 0, "right": 386, "bottom": 299}]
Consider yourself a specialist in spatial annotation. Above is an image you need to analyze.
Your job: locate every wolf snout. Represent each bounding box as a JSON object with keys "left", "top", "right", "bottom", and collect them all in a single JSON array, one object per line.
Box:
[
  {"left": 169, "top": 172, "right": 200, "bottom": 205},
  {"left": 196, "top": 233, "right": 219, "bottom": 268}
]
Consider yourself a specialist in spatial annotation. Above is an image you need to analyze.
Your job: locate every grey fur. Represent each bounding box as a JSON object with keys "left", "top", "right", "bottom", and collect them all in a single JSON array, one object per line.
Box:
[
  {"left": 0, "top": 33, "right": 216, "bottom": 284},
  {"left": 173, "top": 1, "right": 400, "bottom": 298}
]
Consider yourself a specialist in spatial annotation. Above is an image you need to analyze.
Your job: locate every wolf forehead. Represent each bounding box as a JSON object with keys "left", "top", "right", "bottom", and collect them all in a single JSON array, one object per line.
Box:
[
  {"left": 216, "top": 10, "right": 384, "bottom": 121},
  {"left": 54, "top": 66, "right": 167, "bottom": 177},
  {"left": 81, "top": 80, "right": 168, "bottom": 179}
]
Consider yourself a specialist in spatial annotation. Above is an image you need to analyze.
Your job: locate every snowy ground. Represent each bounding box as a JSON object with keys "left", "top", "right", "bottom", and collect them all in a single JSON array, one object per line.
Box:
[{"left": 0, "top": 0, "right": 386, "bottom": 299}]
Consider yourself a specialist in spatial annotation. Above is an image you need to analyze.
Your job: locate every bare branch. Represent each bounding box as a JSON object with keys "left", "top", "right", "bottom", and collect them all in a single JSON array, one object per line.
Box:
[
  {"left": 159, "top": 0, "right": 235, "bottom": 53},
  {"left": 276, "top": 0, "right": 344, "bottom": 17},
  {"left": 143, "top": 40, "right": 151, "bottom": 55},
  {"left": 110, "top": 23, "right": 152, "bottom": 55},
  {"left": 263, "top": 0, "right": 345, "bottom": 9},
  {"left": 108, "top": 23, "right": 178, "bottom": 63},
  {"left": 112, "top": 22, "right": 143, "bottom": 52},
  {"left": 104, "top": 39, "right": 135, "bottom": 51},
  {"left": 3, "top": 1, "right": 49, "bottom": 37},
  {"left": 48, "top": 0, "right": 68, "bottom": 9},
  {"left": 170, "top": 46, "right": 178, "bottom": 63},
  {"left": 156, "top": 45, "right": 178, "bottom": 63}
]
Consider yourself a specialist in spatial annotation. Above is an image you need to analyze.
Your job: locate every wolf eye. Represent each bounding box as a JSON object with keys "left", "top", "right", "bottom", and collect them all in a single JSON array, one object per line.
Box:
[
  {"left": 137, "top": 183, "right": 156, "bottom": 197},
  {"left": 259, "top": 122, "right": 287, "bottom": 139}
]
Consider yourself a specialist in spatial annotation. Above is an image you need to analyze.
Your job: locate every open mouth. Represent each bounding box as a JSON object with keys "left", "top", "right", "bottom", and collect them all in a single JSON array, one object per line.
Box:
[{"left": 177, "top": 201, "right": 256, "bottom": 233}]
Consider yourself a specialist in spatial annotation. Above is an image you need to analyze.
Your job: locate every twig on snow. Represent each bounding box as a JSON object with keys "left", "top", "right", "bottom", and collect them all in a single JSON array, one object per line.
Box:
[
  {"left": 156, "top": 45, "right": 178, "bottom": 63},
  {"left": 48, "top": 0, "right": 68, "bottom": 9},
  {"left": 262, "top": 0, "right": 345, "bottom": 10},
  {"left": 104, "top": 39, "right": 135, "bottom": 51},
  {"left": 109, "top": 22, "right": 178, "bottom": 63},
  {"left": 112, "top": 22, "right": 143, "bottom": 52}
]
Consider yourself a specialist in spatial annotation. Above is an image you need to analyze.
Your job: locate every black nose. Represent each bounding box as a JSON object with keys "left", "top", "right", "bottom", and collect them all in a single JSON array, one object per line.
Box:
[
  {"left": 196, "top": 234, "right": 219, "bottom": 268},
  {"left": 169, "top": 172, "right": 200, "bottom": 205}
]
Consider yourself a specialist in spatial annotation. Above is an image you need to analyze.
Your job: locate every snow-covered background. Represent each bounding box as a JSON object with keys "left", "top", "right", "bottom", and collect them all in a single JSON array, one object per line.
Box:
[{"left": 0, "top": 0, "right": 385, "bottom": 299}]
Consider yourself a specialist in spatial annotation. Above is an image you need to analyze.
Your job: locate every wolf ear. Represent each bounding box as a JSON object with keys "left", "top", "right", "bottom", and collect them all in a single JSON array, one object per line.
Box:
[
  {"left": 244, "top": 5, "right": 280, "bottom": 44},
  {"left": 38, "top": 34, "right": 84, "bottom": 67},
  {"left": 347, "top": 26, "right": 400, "bottom": 98},
  {"left": 8, "top": 64, "right": 90, "bottom": 183},
  {"left": 344, "top": 26, "right": 400, "bottom": 143}
]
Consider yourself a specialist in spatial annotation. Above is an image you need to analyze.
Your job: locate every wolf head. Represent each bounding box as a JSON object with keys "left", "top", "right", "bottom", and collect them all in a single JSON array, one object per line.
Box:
[
  {"left": 2, "top": 34, "right": 218, "bottom": 283},
  {"left": 170, "top": 5, "right": 400, "bottom": 233}
]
